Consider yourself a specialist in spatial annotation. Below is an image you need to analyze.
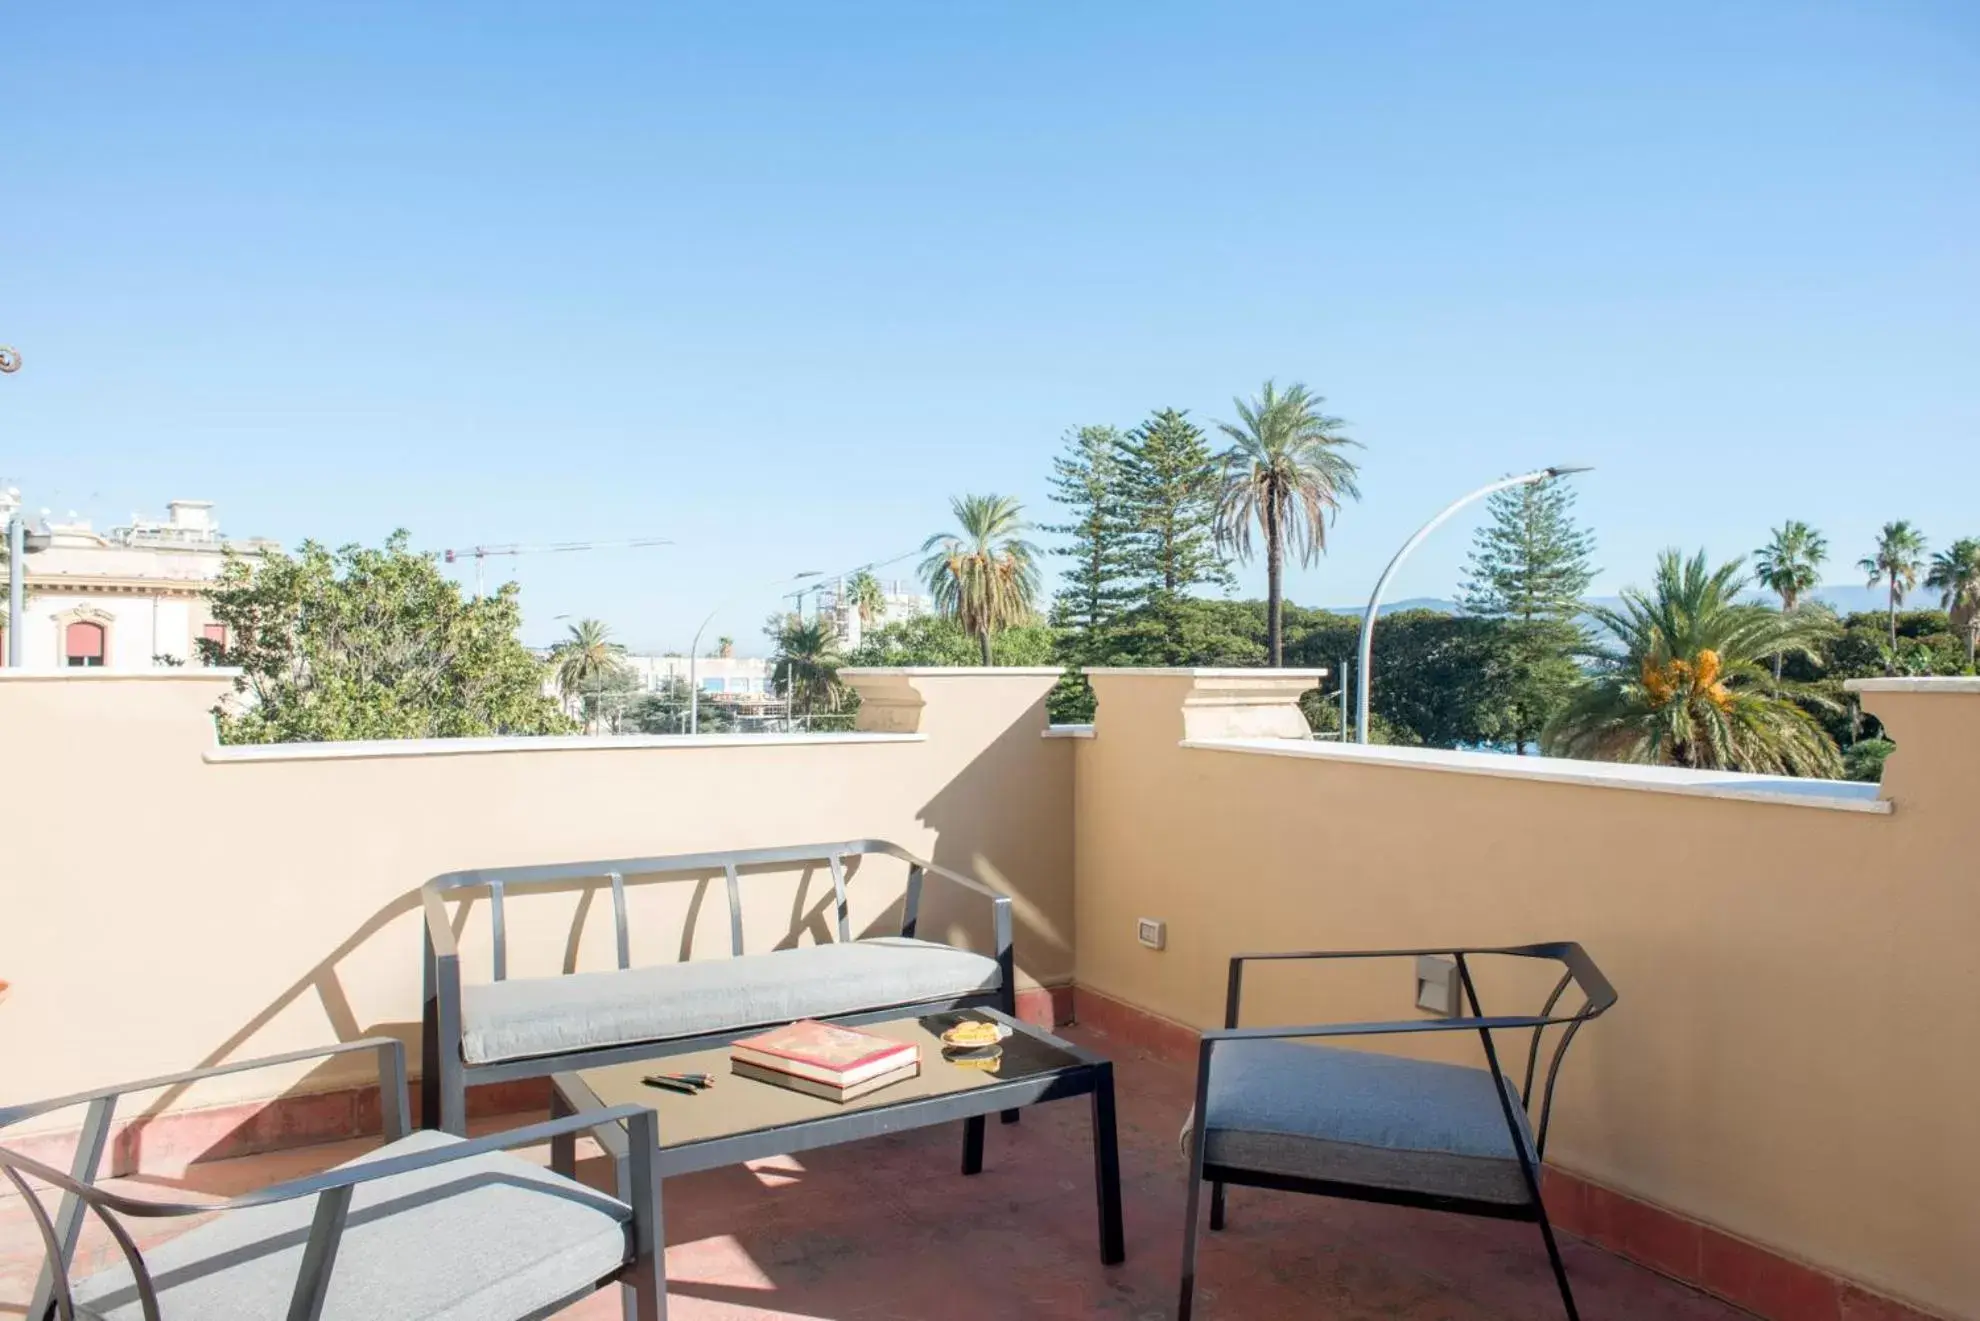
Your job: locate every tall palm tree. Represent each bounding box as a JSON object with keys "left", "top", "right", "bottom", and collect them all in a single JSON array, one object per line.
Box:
[
  {"left": 847, "top": 570, "right": 887, "bottom": 631},
  {"left": 1752, "top": 520, "right": 1828, "bottom": 679},
  {"left": 769, "top": 614, "right": 847, "bottom": 721},
  {"left": 1857, "top": 520, "right": 1928, "bottom": 663},
  {"left": 1542, "top": 550, "right": 1842, "bottom": 777},
  {"left": 1926, "top": 536, "right": 1980, "bottom": 667},
  {"left": 1212, "top": 381, "right": 1362, "bottom": 666},
  {"left": 549, "top": 618, "right": 627, "bottom": 733},
  {"left": 920, "top": 494, "right": 1041, "bottom": 664}
]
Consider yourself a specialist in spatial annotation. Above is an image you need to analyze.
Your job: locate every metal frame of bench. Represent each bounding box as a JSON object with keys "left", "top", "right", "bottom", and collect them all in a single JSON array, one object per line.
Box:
[{"left": 420, "top": 839, "right": 1016, "bottom": 1135}]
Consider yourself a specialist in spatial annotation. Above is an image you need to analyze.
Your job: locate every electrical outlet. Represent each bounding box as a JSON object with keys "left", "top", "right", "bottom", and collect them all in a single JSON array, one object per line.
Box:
[
  {"left": 1136, "top": 917, "right": 1167, "bottom": 950},
  {"left": 1416, "top": 955, "right": 1459, "bottom": 1016}
]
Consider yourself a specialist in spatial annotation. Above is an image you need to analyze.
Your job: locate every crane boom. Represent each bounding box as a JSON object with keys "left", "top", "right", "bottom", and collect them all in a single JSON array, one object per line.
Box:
[{"left": 441, "top": 536, "right": 672, "bottom": 595}]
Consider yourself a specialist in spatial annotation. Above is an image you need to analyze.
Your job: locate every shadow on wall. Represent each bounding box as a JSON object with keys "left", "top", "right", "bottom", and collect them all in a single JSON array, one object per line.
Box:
[{"left": 87, "top": 690, "right": 1072, "bottom": 1175}]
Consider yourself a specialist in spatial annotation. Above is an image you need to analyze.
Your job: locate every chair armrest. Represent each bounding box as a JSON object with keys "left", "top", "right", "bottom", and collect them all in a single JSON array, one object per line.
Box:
[
  {"left": 24, "top": 1104, "right": 658, "bottom": 1221},
  {"left": 0, "top": 1037, "right": 410, "bottom": 1140},
  {"left": 1203, "top": 1013, "right": 1569, "bottom": 1047},
  {"left": 1222, "top": 942, "right": 1614, "bottom": 1029},
  {"left": 892, "top": 852, "right": 1013, "bottom": 981}
]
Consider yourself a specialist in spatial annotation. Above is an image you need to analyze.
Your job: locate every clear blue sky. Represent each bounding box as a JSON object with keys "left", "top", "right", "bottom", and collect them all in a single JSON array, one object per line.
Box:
[{"left": 6, "top": 2, "right": 1976, "bottom": 653}]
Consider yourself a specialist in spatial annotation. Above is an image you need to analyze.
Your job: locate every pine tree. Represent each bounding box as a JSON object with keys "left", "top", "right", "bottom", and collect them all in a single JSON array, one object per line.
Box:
[
  {"left": 1119, "top": 408, "right": 1230, "bottom": 602},
  {"left": 1041, "top": 426, "right": 1134, "bottom": 633},
  {"left": 1459, "top": 480, "right": 1597, "bottom": 754}
]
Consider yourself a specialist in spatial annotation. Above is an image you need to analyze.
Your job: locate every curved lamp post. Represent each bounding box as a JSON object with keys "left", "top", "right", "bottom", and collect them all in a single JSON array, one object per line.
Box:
[
  {"left": 1355, "top": 466, "right": 1590, "bottom": 745},
  {"left": 689, "top": 570, "right": 821, "bottom": 734}
]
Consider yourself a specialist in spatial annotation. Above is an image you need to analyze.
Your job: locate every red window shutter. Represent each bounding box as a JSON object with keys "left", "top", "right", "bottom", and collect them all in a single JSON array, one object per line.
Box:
[
  {"left": 202, "top": 623, "right": 227, "bottom": 645},
  {"left": 66, "top": 621, "right": 105, "bottom": 660}
]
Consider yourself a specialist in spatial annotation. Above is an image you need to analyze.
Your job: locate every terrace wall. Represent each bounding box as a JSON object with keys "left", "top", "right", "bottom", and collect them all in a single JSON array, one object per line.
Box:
[
  {"left": 0, "top": 668, "right": 1074, "bottom": 1118},
  {"left": 1074, "top": 671, "right": 1979, "bottom": 1320}
]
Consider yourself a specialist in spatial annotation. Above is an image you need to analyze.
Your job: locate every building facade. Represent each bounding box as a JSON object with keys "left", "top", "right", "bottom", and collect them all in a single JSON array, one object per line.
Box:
[
  {"left": 817, "top": 577, "right": 931, "bottom": 652},
  {"left": 0, "top": 493, "right": 274, "bottom": 670}
]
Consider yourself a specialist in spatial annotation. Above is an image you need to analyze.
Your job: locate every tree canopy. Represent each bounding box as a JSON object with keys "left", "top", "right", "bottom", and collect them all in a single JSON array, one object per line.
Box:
[{"left": 203, "top": 531, "right": 571, "bottom": 744}]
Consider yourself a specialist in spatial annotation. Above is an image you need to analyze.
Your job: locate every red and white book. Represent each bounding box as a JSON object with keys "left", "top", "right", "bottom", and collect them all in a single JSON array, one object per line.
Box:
[{"left": 731, "top": 1019, "right": 919, "bottom": 1089}]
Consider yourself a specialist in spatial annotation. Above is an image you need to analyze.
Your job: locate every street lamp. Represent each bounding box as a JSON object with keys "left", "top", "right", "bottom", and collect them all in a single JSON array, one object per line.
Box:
[
  {"left": 1355, "top": 466, "right": 1591, "bottom": 745},
  {"left": 688, "top": 570, "right": 822, "bottom": 734}
]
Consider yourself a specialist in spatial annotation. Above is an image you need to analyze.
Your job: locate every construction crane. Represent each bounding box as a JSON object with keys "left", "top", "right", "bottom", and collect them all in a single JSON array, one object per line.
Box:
[{"left": 442, "top": 536, "right": 673, "bottom": 596}]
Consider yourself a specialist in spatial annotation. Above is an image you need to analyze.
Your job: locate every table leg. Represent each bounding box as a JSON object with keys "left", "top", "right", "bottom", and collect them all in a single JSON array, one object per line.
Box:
[
  {"left": 550, "top": 1088, "right": 577, "bottom": 1179},
  {"left": 961, "top": 1114, "right": 986, "bottom": 1176},
  {"left": 1090, "top": 1064, "right": 1125, "bottom": 1264}
]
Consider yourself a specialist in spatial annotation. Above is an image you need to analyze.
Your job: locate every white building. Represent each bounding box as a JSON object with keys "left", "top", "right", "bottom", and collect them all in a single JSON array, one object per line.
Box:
[
  {"left": 619, "top": 653, "right": 774, "bottom": 699},
  {"left": 0, "top": 493, "right": 275, "bottom": 670},
  {"left": 817, "top": 577, "right": 931, "bottom": 652}
]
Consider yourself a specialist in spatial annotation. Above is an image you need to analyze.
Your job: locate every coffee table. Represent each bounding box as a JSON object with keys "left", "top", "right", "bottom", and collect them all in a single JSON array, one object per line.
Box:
[{"left": 548, "top": 1007, "right": 1125, "bottom": 1265}]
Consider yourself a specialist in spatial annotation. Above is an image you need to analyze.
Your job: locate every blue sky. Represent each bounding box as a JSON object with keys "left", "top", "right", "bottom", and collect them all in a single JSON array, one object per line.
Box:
[{"left": 6, "top": 2, "right": 1976, "bottom": 652}]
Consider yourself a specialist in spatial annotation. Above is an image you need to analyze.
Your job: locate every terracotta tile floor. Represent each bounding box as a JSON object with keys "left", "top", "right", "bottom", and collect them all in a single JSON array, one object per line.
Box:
[{"left": 0, "top": 1027, "right": 1748, "bottom": 1319}]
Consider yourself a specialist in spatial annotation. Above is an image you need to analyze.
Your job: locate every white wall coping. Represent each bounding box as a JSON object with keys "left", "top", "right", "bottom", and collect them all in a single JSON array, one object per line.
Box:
[
  {"left": 0, "top": 667, "right": 242, "bottom": 681},
  {"left": 1846, "top": 677, "right": 1980, "bottom": 694},
  {"left": 1082, "top": 667, "right": 1329, "bottom": 678},
  {"left": 1180, "top": 736, "right": 1892, "bottom": 815},
  {"left": 840, "top": 667, "right": 1065, "bottom": 677},
  {"left": 1042, "top": 724, "right": 1095, "bottom": 739},
  {"left": 207, "top": 731, "right": 926, "bottom": 764}
]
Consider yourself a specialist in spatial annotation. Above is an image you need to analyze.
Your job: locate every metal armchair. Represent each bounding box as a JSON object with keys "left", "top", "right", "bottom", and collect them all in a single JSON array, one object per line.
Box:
[
  {"left": 1178, "top": 942, "right": 1616, "bottom": 1321},
  {"left": 0, "top": 1038, "right": 668, "bottom": 1320}
]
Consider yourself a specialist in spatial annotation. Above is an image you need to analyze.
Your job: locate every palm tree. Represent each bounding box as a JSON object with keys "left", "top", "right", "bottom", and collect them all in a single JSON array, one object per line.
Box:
[
  {"left": 1857, "top": 520, "right": 1928, "bottom": 663},
  {"left": 769, "top": 614, "right": 846, "bottom": 721},
  {"left": 1926, "top": 536, "right": 1980, "bottom": 667},
  {"left": 1542, "top": 550, "right": 1842, "bottom": 777},
  {"left": 1752, "top": 521, "right": 1828, "bottom": 679},
  {"left": 1212, "top": 381, "right": 1362, "bottom": 666},
  {"left": 548, "top": 618, "right": 627, "bottom": 733},
  {"left": 920, "top": 494, "right": 1041, "bottom": 664},
  {"left": 846, "top": 570, "right": 887, "bottom": 631}
]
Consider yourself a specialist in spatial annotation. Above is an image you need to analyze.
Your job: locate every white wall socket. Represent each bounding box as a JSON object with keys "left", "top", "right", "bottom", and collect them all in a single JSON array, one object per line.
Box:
[{"left": 1136, "top": 917, "right": 1167, "bottom": 950}]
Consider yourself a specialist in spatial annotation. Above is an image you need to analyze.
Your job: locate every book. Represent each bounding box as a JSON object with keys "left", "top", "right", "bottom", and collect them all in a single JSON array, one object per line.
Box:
[
  {"left": 731, "top": 1057, "right": 920, "bottom": 1102},
  {"left": 731, "top": 1019, "right": 919, "bottom": 1088}
]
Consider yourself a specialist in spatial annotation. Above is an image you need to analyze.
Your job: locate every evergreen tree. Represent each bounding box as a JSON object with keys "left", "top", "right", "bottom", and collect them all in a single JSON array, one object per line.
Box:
[
  {"left": 1119, "top": 408, "right": 1230, "bottom": 601},
  {"left": 1041, "top": 426, "right": 1134, "bottom": 632},
  {"left": 1459, "top": 479, "right": 1597, "bottom": 753}
]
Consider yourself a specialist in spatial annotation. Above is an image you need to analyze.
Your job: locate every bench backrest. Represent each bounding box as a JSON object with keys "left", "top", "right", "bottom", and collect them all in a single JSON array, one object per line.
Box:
[{"left": 423, "top": 839, "right": 943, "bottom": 982}]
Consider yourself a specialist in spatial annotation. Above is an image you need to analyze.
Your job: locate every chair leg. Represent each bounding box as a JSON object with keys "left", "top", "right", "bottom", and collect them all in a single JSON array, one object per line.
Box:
[
  {"left": 1535, "top": 1208, "right": 1580, "bottom": 1321},
  {"left": 1208, "top": 1181, "right": 1226, "bottom": 1231},
  {"left": 1177, "top": 1167, "right": 1204, "bottom": 1321}
]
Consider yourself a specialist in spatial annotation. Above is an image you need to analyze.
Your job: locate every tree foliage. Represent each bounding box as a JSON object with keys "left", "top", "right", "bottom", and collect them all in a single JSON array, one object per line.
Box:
[
  {"left": 1925, "top": 536, "right": 1980, "bottom": 666},
  {"left": 767, "top": 613, "right": 847, "bottom": 717},
  {"left": 1458, "top": 478, "right": 1596, "bottom": 751},
  {"left": 1542, "top": 550, "right": 1842, "bottom": 776},
  {"left": 1041, "top": 428, "right": 1133, "bottom": 634},
  {"left": 1753, "top": 521, "right": 1828, "bottom": 613},
  {"left": 203, "top": 531, "right": 572, "bottom": 744},
  {"left": 1119, "top": 408, "right": 1229, "bottom": 599},
  {"left": 1858, "top": 520, "right": 1929, "bottom": 660},
  {"left": 921, "top": 493, "right": 1042, "bottom": 664},
  {"left": 549, "top": 618, "right": 630, "bottom": 733},
  {"left": 849, "top": 613, "right": 1057, "bottom": 668},
  {"left": 1213, "top": 381, "right": 1361, "bottom": 666}
]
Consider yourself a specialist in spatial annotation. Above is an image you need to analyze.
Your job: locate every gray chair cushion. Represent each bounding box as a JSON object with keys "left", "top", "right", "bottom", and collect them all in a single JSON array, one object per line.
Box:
[
  {"left": 71, "top": 1130, "right": 630, "bottom": 1321},
  {"left": 1182, "top": 1038, "right": 1540, "bottom": 1206},
  {"left": 460, "top": 936, "right": 1003, "bottom": 1065}
]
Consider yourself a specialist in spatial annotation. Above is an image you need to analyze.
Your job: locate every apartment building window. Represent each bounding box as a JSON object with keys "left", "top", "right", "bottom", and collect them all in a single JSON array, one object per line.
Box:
[
  {"left": 65, "top": 621, "right": 106, "bottom": 667},
  {"left": 201, "top": 622, "right": 228, "bottom": 654}
]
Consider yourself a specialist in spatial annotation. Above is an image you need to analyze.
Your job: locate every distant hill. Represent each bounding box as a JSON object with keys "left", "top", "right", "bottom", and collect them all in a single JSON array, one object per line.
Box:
[{"left": 1326, "top": 584, "right": 1899, "bottom": 622}]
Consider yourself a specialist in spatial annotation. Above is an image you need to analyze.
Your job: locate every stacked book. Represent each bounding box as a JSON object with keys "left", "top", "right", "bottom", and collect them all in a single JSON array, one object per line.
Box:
[{"left": 731, "top": 1019, "right": 920, "bottom": 1101}]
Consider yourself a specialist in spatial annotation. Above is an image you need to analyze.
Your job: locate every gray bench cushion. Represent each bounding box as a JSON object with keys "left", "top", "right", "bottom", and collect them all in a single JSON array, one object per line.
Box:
[
  {"left": 71, "top": 1130, "right": 630, "bottom": 1321},
  {"left": 1185, "top": 1038, "right": 1539, "bottom": 1206},
  {"left": 460, "top": 936, "right": 1003, "bottom": 1065}
]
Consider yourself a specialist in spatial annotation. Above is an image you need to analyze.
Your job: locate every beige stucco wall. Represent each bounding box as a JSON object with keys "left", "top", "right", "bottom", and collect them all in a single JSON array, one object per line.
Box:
[
  {"left": 0, "top": 668, "right": 1073, "bottom": 1116},
  {"left": 1073, "top": 671, "right": 1980, "bottom": 1320}
]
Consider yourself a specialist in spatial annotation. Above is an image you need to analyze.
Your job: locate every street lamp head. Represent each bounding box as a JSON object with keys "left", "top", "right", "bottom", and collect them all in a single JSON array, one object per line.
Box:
[{"left": 1543, "top": 465, "right": 1593, "bottom": 479}]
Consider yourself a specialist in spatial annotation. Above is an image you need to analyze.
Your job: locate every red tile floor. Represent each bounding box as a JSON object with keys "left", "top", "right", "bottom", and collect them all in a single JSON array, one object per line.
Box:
[{"left": 1, "top": 1026, "right": 1749, "bottom": 1319}]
